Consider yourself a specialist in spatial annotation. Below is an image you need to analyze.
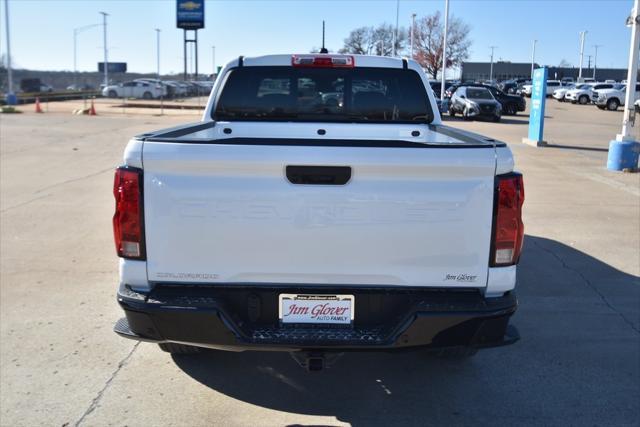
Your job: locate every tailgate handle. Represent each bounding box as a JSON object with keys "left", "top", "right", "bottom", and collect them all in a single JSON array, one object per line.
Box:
[{"left": 286, "top": 165, "right": 351, "bottom": 185}]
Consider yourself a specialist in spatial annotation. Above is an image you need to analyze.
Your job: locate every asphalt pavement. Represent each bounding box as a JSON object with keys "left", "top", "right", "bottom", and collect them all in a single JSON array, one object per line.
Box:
[{"left": 0, "top": 101, "right": 638, "bottom": 426}]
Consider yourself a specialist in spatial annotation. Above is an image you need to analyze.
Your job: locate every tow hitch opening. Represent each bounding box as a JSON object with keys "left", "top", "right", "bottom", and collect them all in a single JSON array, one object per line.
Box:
[{"left": 289, "top": 351, "right": 344, "bottom": 372}]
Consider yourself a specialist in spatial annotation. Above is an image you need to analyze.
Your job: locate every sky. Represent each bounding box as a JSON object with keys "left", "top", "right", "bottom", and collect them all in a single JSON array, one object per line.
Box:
[{"left": 0, "top": 0, "right": 635, "bottom": 75}]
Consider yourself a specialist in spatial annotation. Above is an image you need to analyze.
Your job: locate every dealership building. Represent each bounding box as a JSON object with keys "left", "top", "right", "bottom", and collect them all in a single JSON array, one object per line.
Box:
[{"left": 460, "top": 61, "right": 632, "bottom": 82}]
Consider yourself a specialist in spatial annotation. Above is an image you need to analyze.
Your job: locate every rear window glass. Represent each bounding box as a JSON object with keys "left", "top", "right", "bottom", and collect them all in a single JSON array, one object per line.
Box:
[
  {"left": 213, "top": 66, "right": 433, "bottom": 123},
  {"left": 466, "top": 88, "right": 493, "bottom": 100}
]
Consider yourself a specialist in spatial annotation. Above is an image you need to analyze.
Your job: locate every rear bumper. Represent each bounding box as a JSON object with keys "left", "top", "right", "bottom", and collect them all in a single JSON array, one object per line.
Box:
[{"left": 115, "top": 285, "right": 519, "bottom": 352}]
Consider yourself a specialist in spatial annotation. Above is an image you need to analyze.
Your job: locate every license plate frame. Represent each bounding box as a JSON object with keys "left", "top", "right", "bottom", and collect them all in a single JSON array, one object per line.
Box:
[{"left": 278, "top": 294, "right": 355, "bottom": 325}]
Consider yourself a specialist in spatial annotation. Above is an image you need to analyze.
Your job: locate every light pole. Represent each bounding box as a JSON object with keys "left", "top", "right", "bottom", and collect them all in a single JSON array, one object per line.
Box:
[
  {"left": 393, "top": 0, "right": 399, "bottom": 57},
  {"left": 593, "top": 44, "right": 602, "bottom": 79},
  {"left": 99, "top": 11, "right": 109, "bottom": 87},
  {"left": 410, "top": 13, "right": 416, "bottom": 59},
  {"left": 607, "top": 0, "right": 640, "bottom": 171},
  {"left": 440, "top": 0, "right": 449, "bottom": 101},
  {"left": 578, "top": 30, "right": 587, "bottom": 81},
  {"left": 489, "top": 46, "right": 497, "bottom": 82},
  {"left": 73, "top": 23, "right": 102, "bottom": 87},
  {"left": 4, "top": 0, "right": 15, "bottom": 105},
  {"left": 531, "top": 39, "right": 537, "bottom": 78},
  {"left": 155, "top": 29, "right": 161, "bottom": 80}
]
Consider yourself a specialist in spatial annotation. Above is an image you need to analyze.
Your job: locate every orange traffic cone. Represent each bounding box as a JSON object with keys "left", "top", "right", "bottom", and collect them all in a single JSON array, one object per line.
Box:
[
  {"left": 89, "top": 98, "right": 97, "bottom": 116},
  {"left": 35, "top": 97, "right": 44, "bottom": 113}
]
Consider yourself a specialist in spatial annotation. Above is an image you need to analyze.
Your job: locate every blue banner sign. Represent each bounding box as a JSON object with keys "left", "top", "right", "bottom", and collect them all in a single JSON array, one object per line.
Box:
[
  {"left": 177, "top": 0, "right": 205, "bottom": 29},
  {"left": 527, "top": 67, "right": 548, "bottom": 143}
]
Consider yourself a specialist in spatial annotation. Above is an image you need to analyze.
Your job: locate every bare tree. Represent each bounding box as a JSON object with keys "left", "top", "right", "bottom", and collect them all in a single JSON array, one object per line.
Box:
[
  {"left": 558, "top": 59, "right": 572, "bottom": 68},
  {"left": 339, "top": 27, "right": 373, "bottom": 54},
  {"left": 339, "top": 24, "right": 407, "bottom": 56},
  {"left": 413, "top": 11, "right": 471, "bottom": 79}
]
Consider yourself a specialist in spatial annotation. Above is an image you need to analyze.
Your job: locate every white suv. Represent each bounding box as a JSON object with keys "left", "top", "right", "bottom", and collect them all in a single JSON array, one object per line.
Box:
[
  {"left": 593, "top": 84, "right": 639, "bottom": 111},
  {"left": 565, "top": 83, "right": 615, "bottom": 105}
]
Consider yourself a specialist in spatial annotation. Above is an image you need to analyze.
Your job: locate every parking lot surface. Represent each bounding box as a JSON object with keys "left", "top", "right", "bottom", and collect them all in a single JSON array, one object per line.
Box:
[{"left": 1, "top": 101, "right": 639, "bottom": 426}]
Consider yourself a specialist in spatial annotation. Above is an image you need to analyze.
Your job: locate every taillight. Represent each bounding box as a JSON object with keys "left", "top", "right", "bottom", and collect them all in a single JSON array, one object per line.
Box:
[
  {"left": 491, "top": 173, "right": 525, "bottom": 267},
  {"left": 291, "top": 54, "right": 355, "bottom": 68},
  {"left": 113, "top": 166, "right": 145, "bottom": 260}
]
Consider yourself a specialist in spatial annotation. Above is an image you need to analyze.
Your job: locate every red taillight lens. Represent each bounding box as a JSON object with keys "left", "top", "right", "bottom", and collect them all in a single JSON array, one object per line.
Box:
[
  {"left": 291, "top": 54, "right": 355, "bottom": 68},
  {"left": 491, "top": 173, "right": 525, "bottom": 266},
  {"left": 113, "top": 167, "right": 145, "bottom": 260}
]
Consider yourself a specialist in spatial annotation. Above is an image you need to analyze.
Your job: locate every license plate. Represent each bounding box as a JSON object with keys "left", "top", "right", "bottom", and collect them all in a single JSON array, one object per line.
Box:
[{"left": 279, "top": 294, "right": 354, "bottom": 325}]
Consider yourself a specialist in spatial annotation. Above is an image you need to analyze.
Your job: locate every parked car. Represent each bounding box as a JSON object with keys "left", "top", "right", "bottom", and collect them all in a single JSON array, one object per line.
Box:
[
  {"left": 565, "top": 83, "right": 615, "bottom": 104},
  {"left": 66, "top": 83, "right": 95, "bottom": 91},
  {"left": 448, "top": 83, "right": 525, "bottom": 115},
  {"left": 20, "top": 78, "right": 53, "bottom": 93},
  {"left": 428, "top": 80, "right": 454, "bottom": 96},
  {"left": 112, "top": 54, "right": 523, "bottom": 368},
  {"left": 552, "top": 83, "right": 590, "bottom": 102},
  {"left": 102, "top": 81, "right": 165, "bottom": 99},
  {"left": 593, "top": 84, "right": 638, "bottom": 111},
  {"left": 498, "top": 81, "right": 516, "bottom": 93},
  {"left": 191, "top": 80, "right": 215, "bottom": 96},
  {"left": 519, "top": 80, "right": 562, "bottom": 97},
  {"left": 134, "top": 79, "right": 169, "bottom": 97},
  {"left": 449, "top": 86, "right": 502, "bottom": 121}
]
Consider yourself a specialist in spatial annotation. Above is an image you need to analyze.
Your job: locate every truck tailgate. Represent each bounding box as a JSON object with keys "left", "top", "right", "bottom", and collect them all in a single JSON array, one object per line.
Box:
[{"left": 142, "top": 140, "right": 496, "bottom": 288}]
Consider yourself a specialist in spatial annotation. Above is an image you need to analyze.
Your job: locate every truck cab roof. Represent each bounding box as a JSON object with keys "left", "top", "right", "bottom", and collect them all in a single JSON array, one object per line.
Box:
[{"left": 226, "top": 54, "right": 416, "bottom": 70}]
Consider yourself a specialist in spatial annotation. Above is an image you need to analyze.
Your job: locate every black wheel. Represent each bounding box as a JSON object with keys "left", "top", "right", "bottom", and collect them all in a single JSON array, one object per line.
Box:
[
  {"left": 449, "top": 108, "right": 456, "bottom": 117},
  {"left": 493, "top": 114, "right": 501, "bottom": 122},
  {"left": 506, "top": 103, "right": 517, "bottom": 115},
  {"left": 158, "top": 343, "right": 202, "bottom": 354},
  {"left": 143, "top": 91, "right": 153, "bottom": 100},
  {"left": 578, "top": 95, "right": 589, "bottom": 105},
  {"left": 430, "top": 347, "right": 478, "bottom": 359},
  {"left": 606, "top": 98, "right": 620, "bottom": 111},
  {"left": 108, "top": 90, "right": 117, "bottom": 98}
]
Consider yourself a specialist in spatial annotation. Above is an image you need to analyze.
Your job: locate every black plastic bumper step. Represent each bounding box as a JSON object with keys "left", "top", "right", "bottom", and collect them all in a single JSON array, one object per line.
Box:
[{"left": 250, "top": 326, "right": 388, "bottom": 344}]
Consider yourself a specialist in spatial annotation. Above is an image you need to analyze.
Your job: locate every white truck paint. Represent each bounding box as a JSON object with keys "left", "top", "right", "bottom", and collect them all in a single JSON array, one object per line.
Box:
[{"left": 114, "top": 54, "right": 524, "bottom": 358}]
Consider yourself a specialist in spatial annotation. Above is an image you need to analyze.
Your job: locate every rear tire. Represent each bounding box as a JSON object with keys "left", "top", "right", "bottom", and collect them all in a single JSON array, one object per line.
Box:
[
  {"left": 143, "top": 91, "right": 153, "bottom": 100},
  {"left": 449, "top": 109, "right": 456, "bottom": 117},
  {"left": 158, "top": 343, "right": 202, "bottom": 354},
  {"left": 431, "top": 347, "right": 478, "bottom": 359},
  {"left": 606, "top": 98, "right": 620, "bottom": 111},
  {"left": 578, "top": 95, "right": 589, "bottom": 105},
  {"left": 108, "top": 90, "right": 117, "bottom": 98}
]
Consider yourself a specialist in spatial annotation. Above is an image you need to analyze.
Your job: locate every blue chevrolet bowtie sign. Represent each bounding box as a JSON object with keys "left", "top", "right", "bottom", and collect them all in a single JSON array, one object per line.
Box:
[
  {"left": 177, "top": 0, "right": 205, "bottom": 29},
  {"left": 527, "top": 67, "right": 548, "bottom": 144}
]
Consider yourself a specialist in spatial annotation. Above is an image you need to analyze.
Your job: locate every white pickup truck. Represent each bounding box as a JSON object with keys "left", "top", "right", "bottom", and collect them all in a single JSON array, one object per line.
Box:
[{"left": 113, "top": 54, "right": 524, "bottom": 370}]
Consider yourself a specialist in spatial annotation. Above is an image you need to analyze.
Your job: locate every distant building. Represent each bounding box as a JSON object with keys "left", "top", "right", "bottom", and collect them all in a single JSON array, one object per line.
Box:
[{"left": 460, "top": 61, "right": 633, "bottom": 82}]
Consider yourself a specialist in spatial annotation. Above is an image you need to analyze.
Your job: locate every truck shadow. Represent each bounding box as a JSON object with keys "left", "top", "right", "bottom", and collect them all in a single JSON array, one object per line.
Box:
[{"left": 171, "top": 235, "right": 639, "bottom": 426}]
